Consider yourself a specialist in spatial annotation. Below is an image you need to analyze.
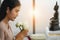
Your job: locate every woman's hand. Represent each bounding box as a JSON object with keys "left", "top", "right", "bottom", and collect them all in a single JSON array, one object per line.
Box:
[{"left": 15, "top": 29, "right": 28, "bottom": 40}]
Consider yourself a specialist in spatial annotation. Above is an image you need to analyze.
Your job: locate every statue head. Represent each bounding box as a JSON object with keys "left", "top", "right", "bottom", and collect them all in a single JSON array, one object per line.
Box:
[{"left": 54, "top": 1, "right": 59, "bottom": 11}]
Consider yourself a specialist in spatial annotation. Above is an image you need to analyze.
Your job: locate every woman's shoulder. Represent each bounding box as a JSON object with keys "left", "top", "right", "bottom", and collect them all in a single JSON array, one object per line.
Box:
[{"left": 0, "top": 21, "right": 6, "bottom": 31}]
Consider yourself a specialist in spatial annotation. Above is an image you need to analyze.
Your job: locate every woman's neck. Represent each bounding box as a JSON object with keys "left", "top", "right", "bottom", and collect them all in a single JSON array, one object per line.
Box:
[
  {"left": 2, "top": 16, "right": 10, "bottom": 29},
  {"left": 2, "top": 16, "right": 9, "bottom": 25}
]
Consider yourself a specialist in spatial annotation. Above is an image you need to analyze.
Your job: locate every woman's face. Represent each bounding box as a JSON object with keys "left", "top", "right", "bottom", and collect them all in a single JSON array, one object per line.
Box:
[{"left": 7, "top": 6, "right": 20, "bottom": 21}]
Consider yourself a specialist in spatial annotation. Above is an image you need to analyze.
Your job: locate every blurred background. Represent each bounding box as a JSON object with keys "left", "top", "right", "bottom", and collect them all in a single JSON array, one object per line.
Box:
[{"left": 0, "top": 0, "right": 60, "bottom": 36}]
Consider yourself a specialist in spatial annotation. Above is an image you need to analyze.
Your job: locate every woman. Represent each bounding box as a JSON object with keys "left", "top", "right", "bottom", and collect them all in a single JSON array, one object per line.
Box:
[{"left": 0, "top": 0, "right": 28, "bottom": 40}]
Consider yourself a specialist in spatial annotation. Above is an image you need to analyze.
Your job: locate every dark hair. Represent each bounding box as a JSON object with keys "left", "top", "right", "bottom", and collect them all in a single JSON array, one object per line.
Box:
[{"left": 0, "top": 0, "right": 21, "bottom": 21}]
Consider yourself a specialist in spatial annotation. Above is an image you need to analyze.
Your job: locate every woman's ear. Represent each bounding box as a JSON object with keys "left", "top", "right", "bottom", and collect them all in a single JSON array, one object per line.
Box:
[{"left": 6, "top": 7, "right": 10, "bottom": 14}]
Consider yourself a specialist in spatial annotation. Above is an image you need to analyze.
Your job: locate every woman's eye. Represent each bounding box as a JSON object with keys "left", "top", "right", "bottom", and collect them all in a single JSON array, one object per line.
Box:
[{"left": 16, "top": 10, "right": 19, "bottom": 13}]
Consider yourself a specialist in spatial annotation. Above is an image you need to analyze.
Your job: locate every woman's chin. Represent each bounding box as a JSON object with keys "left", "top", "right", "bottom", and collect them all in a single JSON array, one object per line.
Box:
[
  {"left": 11, "top": 18, "right": 15, "bottom": 21},
  {"left": 10, "top": 17, "right": 17, "bottom": 21}
]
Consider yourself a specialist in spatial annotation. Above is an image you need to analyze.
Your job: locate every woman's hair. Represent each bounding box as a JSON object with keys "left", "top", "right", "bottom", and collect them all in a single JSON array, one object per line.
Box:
[{"left": 0, "top": 0, "right": 21, "bottom": 21}]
